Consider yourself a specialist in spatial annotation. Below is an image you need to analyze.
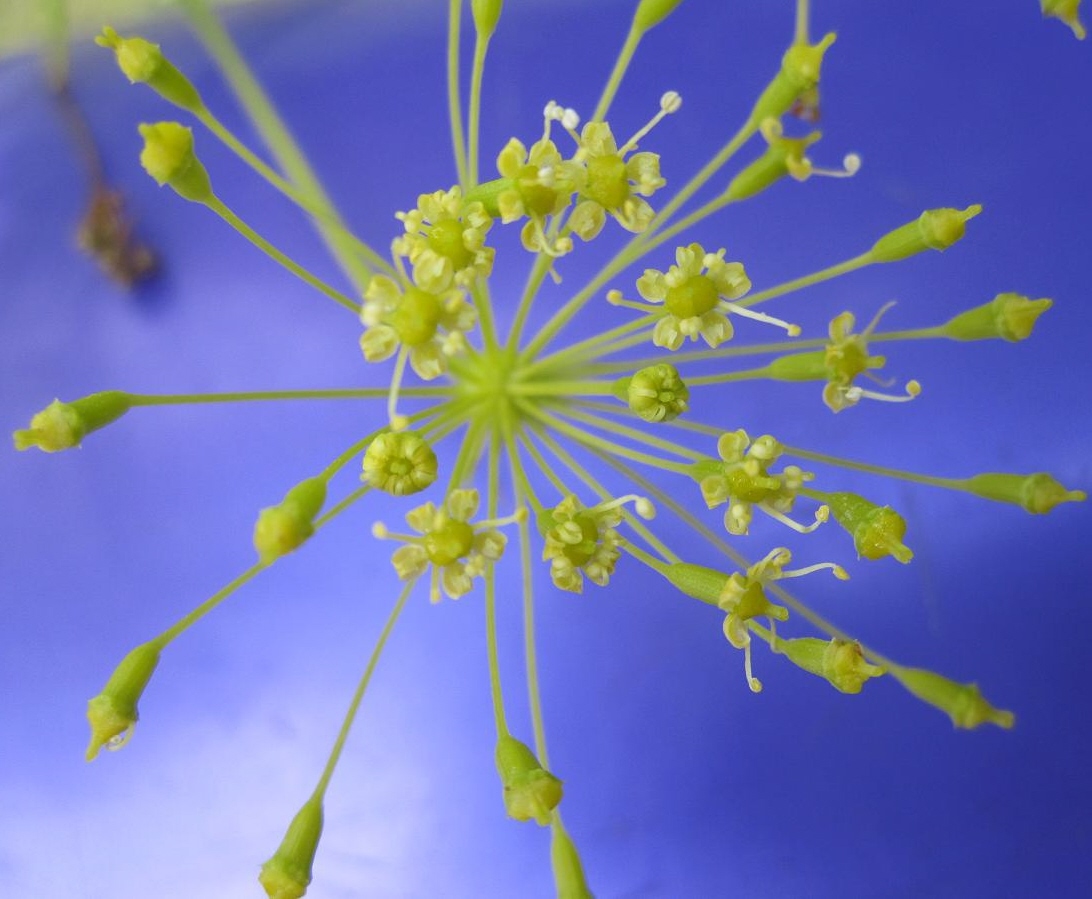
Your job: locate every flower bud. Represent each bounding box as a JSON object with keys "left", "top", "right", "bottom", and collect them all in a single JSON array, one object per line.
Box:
[
  {"left": 775, "top": 637, "right": 884, "bottom": 694},
  {"left": 868, "top": 205, "right": 981, "bottom": 264},
  {"left": 253, "top": 477, "right": 328, "bottom": 563},
  {"left": 1041, "top": 0, "right": 1087, "bottom": 39},
  {"left": 96, "top": 28, "right": 203, "bottom": 112},
  {"left": 551, "top": 825, "right": 593, "bottom": 899},
  {"left": 259, "top": 795, "right": 324, "bottom": 899},
  {"left": 361, "top": 431, "right": 439, "bottom": 496},
  {"left": 14, "top": 391, "right": 133, "bottom": 452},
  {"left": 495, "top": 735, "right": 563, "bottom": 825},
  {"left": 889, "top": 666, "right": 1015, "bottom": 730},
  {"left": 139, "top": 122, "right": 214, "bottom": 203},
  {"left": 940, "top": 293, "right": 1053, "bottom": 342},
  {"left": 634, "top": 0, "right": 686, "bottom": 32},
  {"left": 623, "top": 363, "right": 689, "bottom": 422},
  {"left": 962, "top": 472, "right": 1086, "bottom": 514},
  {"left": 750, "top": 33, "right": 837, "bottom": 126},
  {"left": 472, "top": 0, "right": 503, "bottom": 37},
  {"left": 85, "top": 639, "right": 162, "bottom": 761},
  {"left": 823, "top": 491, "right": 913, "bottom": 563}
]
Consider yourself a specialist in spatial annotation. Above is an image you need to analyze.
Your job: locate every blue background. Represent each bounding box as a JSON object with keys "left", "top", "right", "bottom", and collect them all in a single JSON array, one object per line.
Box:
[{"left": 2, "top": 1, "right": 1090, "bottom": 896}]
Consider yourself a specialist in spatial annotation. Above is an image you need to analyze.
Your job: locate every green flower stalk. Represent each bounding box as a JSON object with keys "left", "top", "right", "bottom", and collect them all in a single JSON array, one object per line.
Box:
[{"left": 14, "top": 1, "right": 1088, "bottom": 895}]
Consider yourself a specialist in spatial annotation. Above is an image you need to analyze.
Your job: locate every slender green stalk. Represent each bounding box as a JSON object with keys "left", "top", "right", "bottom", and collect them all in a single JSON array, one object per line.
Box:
[
  {"left": 312, "top": 577, "right": 417, "bottom": 798},
  {"left": 467, "top": 33, "right": 490, "bottom": 188},
  {"left": 559, "top": 405, "right": 705, "bottom": 461},
  {"left": 795, "top": 0, "right": 811, "bottom": 44},
  {"left": 178, "top": 0, "right": 375, "bottom": 292},
  {"left": 685, "top": 366, "right": 777, "bottom": 387},
  {"left": 205, "top": 196, "right": 361, "bottom": 314},
  {"left": 508, "top": 380, "right": 616, "bottom": 398},
  {"left": 156, "top": 484, "right": 370, "bottom": 646},
  {"left": 525, "top": 315, "right": 656, "bottom": 377},
  {"left": 519, "top": 431, "right": 573, "bottom": 499},
  {"left": 521, "top": 402, "right": 691, "bottom": 475},
  {"left": 584, "top": 336, "right": 828, "bottom": 374},
  {"left": 592, "top": 21, "right": 642, "bottom": 123},
  {"left": 483, "top": 430, "right": 509, "bottom": 736},
  {"left": 128, "top": 387, "right": 450, "bottom": 406},
  {"left": 785, "top": 447, "right": 968, "bottom": 492},
  {"left": 447, "top": 0, "right": 469, "bottom": 187},
  {"left": 194, "top": 108, "right": 395, "bottom": 277},
  {"left": 507, "top": 253, "right": 555, "bottom": 352},
  {"left": 736, "top": 253, "right": 871, "bottom": 308}
]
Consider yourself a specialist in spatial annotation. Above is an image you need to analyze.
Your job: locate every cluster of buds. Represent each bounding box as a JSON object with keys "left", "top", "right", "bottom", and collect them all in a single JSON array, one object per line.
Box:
[{"left": 689, "top": 431, "right": 823, "bottom": 535}]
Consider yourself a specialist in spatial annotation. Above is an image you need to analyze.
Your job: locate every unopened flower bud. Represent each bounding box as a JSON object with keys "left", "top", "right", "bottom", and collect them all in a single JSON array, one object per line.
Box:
[
  {"left": 869, "top": 205, "right": 981, "bottom": 264},
  {"left": 361, "top": 430, "right": 439, "bottom": 496},
  {"left": 890, "top": 666, "right": 1015, "bottom": 730},
  {"left": 963, "top": 472, "right": 1086, "bottom": 514},
  {"left": 139, "top": 122, "right": 213, "bottom": 203},
  {"left": 495, "top": 735, "right": 563, "bottom": 825},
  {"left": 941, "top": 293, "right": 1053, "bottom": 342},
  {"left": 551, "top": 825, "right": 593, "bottom": 899},
  {"left": 750, "top": 33, "right": 837, "bottom": 126},
  {"left": 14, "top": 391, "right": 133, "bottom": 452},
  {"left": 259, "top": 795, "right": 324, "bottom": 899},
  {"left": 823, "top": 491, "right": 913, "bottom": 563},
  {"left": 96, "top": 28, "right": 203, "bottom": 112},
  {"left": 634, "top": 0, "right": 686, "bottom": 32},
  {"left": 472, "top": 0, "right": 504, "bottom": 37},
  {"left": 1041, "top": 0, "right": 1087, "bottom": 39},
  {"left": 253, "top": 477, "right": 328, "bottom": 563},
  {"left": 85, "top": 639, "right": 162, "bottom": 760},
  {"left": 775, "top": 637, "right": 884, "bottom": 694},
  {"left": 622, "top": 363, "right": 689, "bottom": 422}
]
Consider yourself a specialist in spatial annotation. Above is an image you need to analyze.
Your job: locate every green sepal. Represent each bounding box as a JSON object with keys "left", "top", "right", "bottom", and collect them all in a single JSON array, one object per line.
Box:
[
  {"left": 634, "top": 0, "right": 686, "bottom": 32},
  {"left": 775, "top": 637, "right": 884, "bottom": 694},
  {"left": 495, "top": 735, "right": 563, "bottom": 825},
  {"left": 139, "top": 122, "right": 214, "bottom": 203},
  {"left": 962, "top": 472, "right": 1086, "bottom": 514},
  {"left": 749, "top": 33, "right": 837, "bottom": 126},
  {"left": 822, "top": 491, "right": 913, "bottom": 563},
  {"left": 869, "top": 205, "right": 981, "bottom": 264},
  {"left": 663, "top": 561, "right": 730, "bottom": 606},
  {"left": 85, "top": 639, "right": 162, "bottom": 761},
  {"left": 940, "top": 293, "right": 1053, "bottom": 342},
  {"left": 96, "top": 27, "right": 204, "bottom": 112},
  {"left": 889, "top": 666, "right": 1015, "bottom": 730},
  {"left": 551, "top": 825, "right": 593, "bottom": 899},
  {"left": 259, "top": 795, "right": 324, "bottom": 899},
  {"left": 14, "top": 390, "right": 133, "bottom": 452}
]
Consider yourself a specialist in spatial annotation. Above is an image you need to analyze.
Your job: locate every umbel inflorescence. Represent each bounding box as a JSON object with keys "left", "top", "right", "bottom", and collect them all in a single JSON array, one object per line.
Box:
[{"left": 13, "top": 0, "right": 1088, "bottom": 896}]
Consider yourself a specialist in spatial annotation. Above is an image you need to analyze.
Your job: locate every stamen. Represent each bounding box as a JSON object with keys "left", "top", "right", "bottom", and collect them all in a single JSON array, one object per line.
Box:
[
  {"left": 478, "top": 507, "right": 529, "bottom": 529},
  {"left": 779, "top": 561, "right": 849, "bottom": 580},
  {"left": 620, "top": 90, "right": 682, "bottom": 154},
  {"left": 606, "top": 290, "right": 655, "bottom": 314},
  {"left": 722, "top": 301, "right": 801, "bottom": 336},
  {"left": 862, "top": 299, "right": 897, "bottom": 338},
  {"left": 808, "top": 152, "right": 862, "bottom": 179},
  {"left": 595, "top": 494, "right": 657, "bottom": 519},
  {"left": 743, "top": 639, "right": 763, "bottom": 693},
  {"left": 759, "top": 502, "right": 829, "bottom": 533},
  {"left": 844, "top": 380, "right": 922, "bottom": 404}
]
